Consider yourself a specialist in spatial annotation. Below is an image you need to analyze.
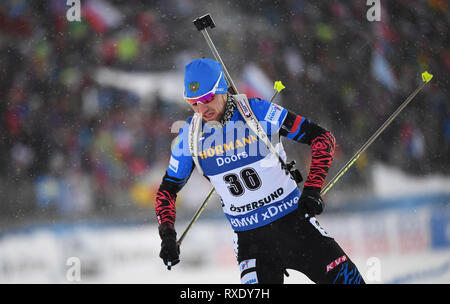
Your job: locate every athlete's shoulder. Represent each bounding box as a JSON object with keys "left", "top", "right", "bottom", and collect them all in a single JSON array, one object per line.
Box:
[
  {"left": 248, "top": 96, "right": 265, "bottom": 107},
  {"left": 248, "top": 97, "right": 270, "bottom": 115},
  {"left": 170, "top": 117, "right": 192, "bottom": 154},
  {"left": 248, "top": 97, "right": 287, "bottom": 124},
  {"left": 174, "top": 116, "right": 192, "bottom": 136},
  {"left": 168, "top": 116, "right": 193, "bottom": 176}
]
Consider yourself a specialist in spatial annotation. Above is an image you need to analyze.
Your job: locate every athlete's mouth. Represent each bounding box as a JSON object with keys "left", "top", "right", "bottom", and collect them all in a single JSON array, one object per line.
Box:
[{"left": 203, "top": 112, "right": 215, "bottom": 120}]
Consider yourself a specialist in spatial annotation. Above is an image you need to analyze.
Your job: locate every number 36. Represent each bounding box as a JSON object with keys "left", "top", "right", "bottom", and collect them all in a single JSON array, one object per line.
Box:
[{"left": 223, "top": 167, "right": 261, "bottom": 196}]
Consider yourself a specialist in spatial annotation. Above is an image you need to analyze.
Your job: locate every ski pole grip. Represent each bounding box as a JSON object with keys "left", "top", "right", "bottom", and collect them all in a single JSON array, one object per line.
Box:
[{"left": 193, "top": 14, "right": 215, "bottom": 31}]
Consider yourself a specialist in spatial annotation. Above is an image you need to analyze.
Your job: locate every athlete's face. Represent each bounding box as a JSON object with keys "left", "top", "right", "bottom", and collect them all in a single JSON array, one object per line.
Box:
[{"left": 187, "top": 94, "right": 227, "bottom": 122}]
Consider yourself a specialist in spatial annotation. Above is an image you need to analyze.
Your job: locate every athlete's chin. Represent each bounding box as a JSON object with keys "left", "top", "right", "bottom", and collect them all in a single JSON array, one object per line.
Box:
[{"left": 203, "top": 113, "right": 218, "bottom": 121}]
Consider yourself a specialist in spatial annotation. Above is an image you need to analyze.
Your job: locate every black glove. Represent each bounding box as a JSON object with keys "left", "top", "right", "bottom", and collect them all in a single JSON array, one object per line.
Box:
[
  {"left": 158, "top": 223, "right": 180, "bottom": 270},
  {"left": 299, "top": 187, "right": 324, "bottom": 218}
]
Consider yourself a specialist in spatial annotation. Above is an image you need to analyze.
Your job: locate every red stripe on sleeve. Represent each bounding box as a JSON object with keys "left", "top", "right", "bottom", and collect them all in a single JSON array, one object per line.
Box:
[{"left": 290, "top": 115, "right": 303, "bottom": 133}]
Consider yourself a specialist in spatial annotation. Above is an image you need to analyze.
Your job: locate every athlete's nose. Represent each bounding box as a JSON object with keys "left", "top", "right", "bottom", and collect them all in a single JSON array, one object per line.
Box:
[{"left": 197, "top": 103, "right": 210, "bottom": 115}]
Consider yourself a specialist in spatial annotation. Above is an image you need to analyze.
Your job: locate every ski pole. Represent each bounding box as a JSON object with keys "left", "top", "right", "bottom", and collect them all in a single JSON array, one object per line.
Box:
[
  {"left": 193, "top": 14, "right": 238, "bottom": 95},
  {"left": 176, "top": 188, "right": 215, "bottom": 246},
  {"left": 320, "top": 71, "right": 434, "bottom": 197}
]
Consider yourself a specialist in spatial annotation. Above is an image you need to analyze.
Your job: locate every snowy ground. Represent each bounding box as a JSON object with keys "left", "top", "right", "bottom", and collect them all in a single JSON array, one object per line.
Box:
[
  {"left": 1, "top": 212, "right": 449, "bottom": 284},
  {"left": 86, "top": 249, "right": 450, "bottom": 284}
]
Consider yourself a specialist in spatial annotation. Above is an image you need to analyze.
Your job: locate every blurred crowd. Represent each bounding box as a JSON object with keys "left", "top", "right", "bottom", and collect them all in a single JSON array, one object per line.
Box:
[{"left": 0, "top": 0, "right": 448, "bottom": 225}]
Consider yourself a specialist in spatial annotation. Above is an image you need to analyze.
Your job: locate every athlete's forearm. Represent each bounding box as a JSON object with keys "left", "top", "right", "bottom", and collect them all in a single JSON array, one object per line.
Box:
[
  {"left": 303, "top": 131, "right": 336, "bottom": 190},
  {"left": 155, "top": 187, "right": 177, "bottom": 228},
  {"left": 280, "top": 111, "right": 336, "bottom": 191},
  {"left": 155, "top": 173, "right": 187, "bottom": 228}
]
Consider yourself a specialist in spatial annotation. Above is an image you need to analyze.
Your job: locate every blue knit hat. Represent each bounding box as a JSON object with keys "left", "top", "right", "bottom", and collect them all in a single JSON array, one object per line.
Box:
[{"left": 184, "top": 58, "right": 228, "bottom": 100}]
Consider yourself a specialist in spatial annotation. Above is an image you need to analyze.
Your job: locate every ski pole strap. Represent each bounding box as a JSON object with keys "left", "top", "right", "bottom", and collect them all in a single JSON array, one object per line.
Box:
[{"left": 189, "top": 113, "right": 204, "bottom": 176}]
